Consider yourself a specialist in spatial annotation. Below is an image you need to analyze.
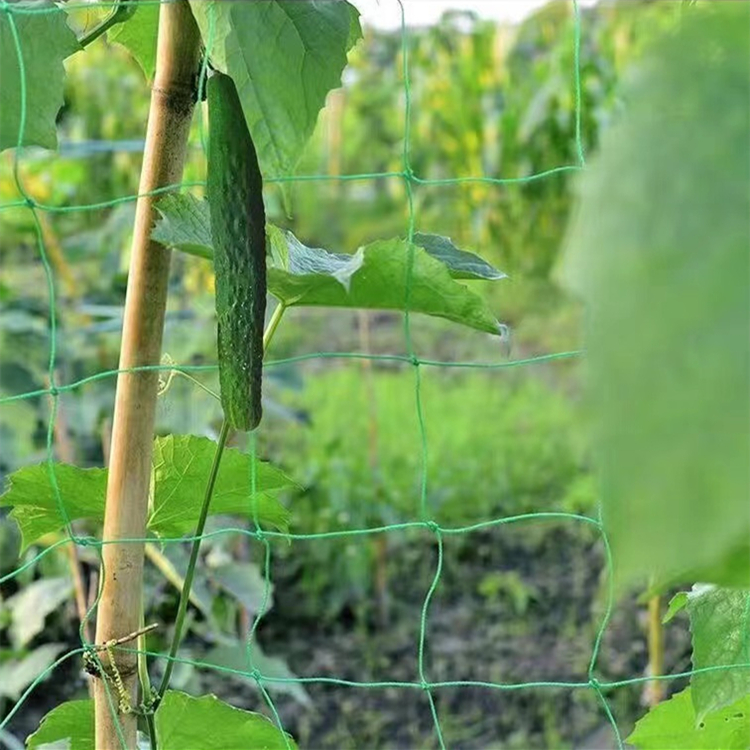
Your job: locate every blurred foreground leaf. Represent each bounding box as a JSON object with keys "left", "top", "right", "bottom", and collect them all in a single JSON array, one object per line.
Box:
[{"left": 559, "top": 3, "right": 750, "bottom": 589}]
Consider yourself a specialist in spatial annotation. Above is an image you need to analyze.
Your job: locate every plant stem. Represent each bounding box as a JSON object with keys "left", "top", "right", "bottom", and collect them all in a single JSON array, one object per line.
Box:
[
  {"left": 93, "top": 3, "right": 201, "bottom": 748},
  {"left": 137, "top": 604, "right": 157, "bottom": 750},
  {"left": 156, "top": 303, "right": 287, "bottom": 701},
  {"left": 157, "top": 418, "right": 230, "bottom": 698},
  {"left": 263, "top": 302, "right": 287, "bottom": 349},
  {"left": 645, "top": 594, "right": 665, "bottom": 706}
]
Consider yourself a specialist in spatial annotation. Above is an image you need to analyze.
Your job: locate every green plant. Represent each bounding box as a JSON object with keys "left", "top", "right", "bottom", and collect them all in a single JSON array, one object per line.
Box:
[
  {"left": 0, "top": 1, "right": 511, "bottom": 747},
  {"left": 560, "top": 2, "right": 750, "bottom": 746}
]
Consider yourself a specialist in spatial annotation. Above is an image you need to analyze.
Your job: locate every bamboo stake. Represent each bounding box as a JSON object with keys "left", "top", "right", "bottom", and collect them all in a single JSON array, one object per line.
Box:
[{"left": 93, "top": 4, "right": 201, "bottom": 748}]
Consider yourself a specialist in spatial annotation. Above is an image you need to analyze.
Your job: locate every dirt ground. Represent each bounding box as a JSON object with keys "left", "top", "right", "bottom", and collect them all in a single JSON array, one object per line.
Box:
[{"left": 4, "top": 522, "right": 690, "bottom": 749}]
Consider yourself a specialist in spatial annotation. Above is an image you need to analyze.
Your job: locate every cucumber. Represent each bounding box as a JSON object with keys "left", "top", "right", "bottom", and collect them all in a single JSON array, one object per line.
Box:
[{"left": 206, "top": 71, "right": 266, "bottom": 431}]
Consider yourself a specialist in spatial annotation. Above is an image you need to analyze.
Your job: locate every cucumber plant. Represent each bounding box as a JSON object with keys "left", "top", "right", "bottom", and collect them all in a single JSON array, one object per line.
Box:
[
  {"left": 0, "top": 1, "right": 507, "bottom": 748},
  {"left": 0, "top": 1, "right": 746, "bottom": 749}
]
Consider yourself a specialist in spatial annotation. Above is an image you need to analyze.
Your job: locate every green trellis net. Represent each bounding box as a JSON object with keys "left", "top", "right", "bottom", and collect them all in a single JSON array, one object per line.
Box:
[{"left": 0, "top": 1, "right": 723, "bottom": 748}]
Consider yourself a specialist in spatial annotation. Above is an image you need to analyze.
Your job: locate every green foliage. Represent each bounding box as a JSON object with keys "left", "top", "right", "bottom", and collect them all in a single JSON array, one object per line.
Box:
[
  {"left": 687, "top": 586, "right": 750, "bottom": 721},
  {"left": 0, "top": 643, "right": 65, "bottom": 702},
  {"left": 26, "top": 692, "right": 297, "bottom": 750},
  {"left": 270, "top": 367, "right": 589, "bottom": 614},
  {"left": 1, "top": 576, "right": 71, "bottom": 649},
  {"left": 152, "top": 194, "right": 213, "bottom": 260},
  {"left": 152, "top": 194, "right": 506, "bottom": 334},
  {"left": 628, "top": 688, "right": 750, "bottom": 750},
  {"left": 25, "top": 698, "right": 93, "bottom": 750},
  {"left": 270, "top": 237, "right": 503, "bottom": 334},
  {"left": 0, "top": 434, "right": 294, "bottom": 548},
  {"left": 156, "top": 691, "right": 297, "bottom": 750},
  {"left": 107, "top": 2, "right": 159, "bottom": 81},
  {"left": 202, "top": 641, "right": 311, "bottom": 707},
  {"left": 0, "top": 1, "right": 80, "bottom": 151},
  {"left": 150, "top": 434, "right": 293, "bottom": 537},
  {"left": 559, "top": 2, "right": 750, "bottom": 590},
  {"left": 189, "top": 0, "right": 361, "bottom": 184}
]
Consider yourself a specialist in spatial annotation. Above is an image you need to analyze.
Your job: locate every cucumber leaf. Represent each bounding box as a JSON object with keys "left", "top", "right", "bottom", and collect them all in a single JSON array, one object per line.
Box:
[
  {"left": 156, "top": 691, "right": 297, "bottom": 750},
  {"left": 687, "top": 585, "right": 750, "bottom": 721},
  {"left": 150, "top": 434, "right": 294, "bottom": 538},
  {"left": 268, "top": 234, "right": 504, "bottom": 335},
  {"left": 108, "top": 1, "right": 159, "bottom": 82},
  {"left": 151, "top": 194, "right": 506, "bottom": 335},
  {"left": 0, "top": 435, "right": 294, "bottom": 549},
  {"left": 628, "top": 688, "right": 750, "bottom": 750},
  {"left": 0, "top": 1, "right": 80, "bottom": 151},
  {"left": 189, "top": 0, "right": 361, "bottom": 185},
  {"left": 26, "top": 700, "right": 94, "bottom": 750}
]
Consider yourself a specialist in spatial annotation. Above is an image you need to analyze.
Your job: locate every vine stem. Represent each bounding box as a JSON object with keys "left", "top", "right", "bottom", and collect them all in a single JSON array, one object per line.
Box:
[
  {"left": 78, "top": 0, "right": 136, "bottom": 49},
  {"left": 156, "top": 302, "right": 287, "bottom": 701}
]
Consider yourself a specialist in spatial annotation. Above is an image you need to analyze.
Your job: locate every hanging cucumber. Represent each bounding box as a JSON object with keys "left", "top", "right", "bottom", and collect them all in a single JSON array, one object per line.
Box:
[{"left": 206, "top": 70, "right": 266, "bottom": 431}]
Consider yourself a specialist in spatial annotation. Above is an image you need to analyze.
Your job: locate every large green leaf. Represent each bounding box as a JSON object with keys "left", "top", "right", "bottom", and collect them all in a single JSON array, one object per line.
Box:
[
  {"left": 269, "top": 234, "right": 503, "bottom": 334},
  {"left": 150, "top": 435, "right": 293, "bottom": 538},
  {"left": 687, "top": 586, "right": 750, "bottom": 721},
  {"left": 150, "top": 195, "right": 505, "bottom": 335},
  {"left": 628, "top": 688, "right": 750, "bottom": 750},
  {"left": 559, "top": 3, "right": 750, "bottom": 589},
  {"left": 0, "top": 1, "right": 80, "bottom": 151},
  {"left": 189, "top": 0, "right": 361, "bottom": 182},
  {"left": 0, "top": 463, "right": 108, "bottom": 551},
  {"left": 108, "top": 2, "right": 159, "bottom": 81},
  {"left": 155, "top": 690, "right": 297, "bottom": 750},
  {"left": 26, "top": 699, "right": 94, "bottom": 750},
  {"left": 0, "top": 436, "right": 294, "bottom": 549}
]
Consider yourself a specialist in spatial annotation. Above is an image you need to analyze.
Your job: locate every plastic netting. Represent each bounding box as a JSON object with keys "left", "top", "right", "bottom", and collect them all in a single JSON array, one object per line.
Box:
[{"left": 0, "top": 1, "right": 716, "bottom": 748}]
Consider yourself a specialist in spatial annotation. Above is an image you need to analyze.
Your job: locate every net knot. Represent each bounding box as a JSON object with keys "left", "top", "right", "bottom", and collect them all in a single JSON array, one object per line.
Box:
[
  {"left": 403, "top": 167, "right": 416, "bottom": 183},
  {"left": 425, "top": 520, "right": 440, "bottom": 534},
  {"left": 588, "top": 677, "right": 601, "bottom": 691},
  {"left": 74, "top": 535, "right": 98, "bottom": 548},
  {"left": 253, "top": 529, "right": 266, "bottom": 542},
  {"left": 419, "top": 680, "right": 430, "bottom": 692},
  {"left": 48, "top": 385, "right": 59, "bottom": 398},
  {"left": 249, "top": 668, "right": 262, "bottom": 683},
  {"left": 23, "top": 196, "right": 36, "bottom": 209},
  {"left": 409, "top": 354, "right": 420, "bottom": 368}
]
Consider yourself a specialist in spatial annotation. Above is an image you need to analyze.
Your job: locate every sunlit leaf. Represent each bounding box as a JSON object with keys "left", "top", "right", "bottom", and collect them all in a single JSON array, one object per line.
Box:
[
  {"left": 0, "top": 436, "right": 294, "bottom": 548},
  {"left": 150, "top": 435, "right": 294, "bottom": 538},
  {"left": 108, "top": 2, "right": 159, "bottom": 82},
  {"left": 687, "top": 585, "right": 750, "bottom": 721},
  {"left": 628, "top": 688, "right": 750, "bottom": 750},
  {"left": 155, "top": 691, "right": 297, "bottom": 750},
  {"left": 188, "top": 0, "right": 361, "bottom": 184},
  {"left": 0, "top": 643, "right": 66, "bottom": 702}
]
